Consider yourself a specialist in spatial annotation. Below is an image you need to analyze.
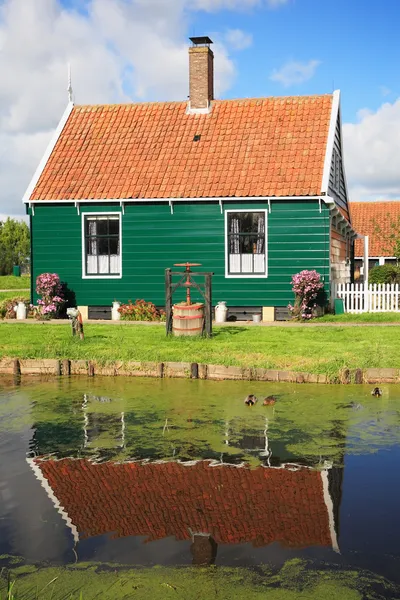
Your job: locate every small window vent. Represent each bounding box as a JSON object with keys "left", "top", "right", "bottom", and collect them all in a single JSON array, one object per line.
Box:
[{"left": 193, "top": 134, "right": 201, "bottom": 142}]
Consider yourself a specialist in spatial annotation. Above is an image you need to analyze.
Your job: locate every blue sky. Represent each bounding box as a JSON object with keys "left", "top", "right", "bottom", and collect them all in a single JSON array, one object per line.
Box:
[
  {"left": 0, "top": 0, "right": 399, "bottom": 217},
  {"left": 57, "top": 0, "right": 399, "bottom": 121},
  {"left": 187, "top": 0, "right": 399, "bottom": 122}
]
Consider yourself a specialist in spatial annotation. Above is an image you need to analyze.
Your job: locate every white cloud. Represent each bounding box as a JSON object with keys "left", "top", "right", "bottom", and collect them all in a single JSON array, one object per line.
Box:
[
  {"left": 380, "top": 85, "right": 391, "bottom": 98},
  {"left": 224, "top": 28, "right": 253, "bottom": 50},
  {"left": 270, "top": 59, "right": 321, "bottom": 87},
  {"left": 1, "top": 0, "right": 263, "bottom": 217},
  {"left": 343, "top": 99, "right": 400, "bottom": 202}
]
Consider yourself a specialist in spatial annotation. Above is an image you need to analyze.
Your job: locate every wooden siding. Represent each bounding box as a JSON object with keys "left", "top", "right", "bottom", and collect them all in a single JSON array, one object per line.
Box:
[
  {"left": 328, "top": 114, "right": 349, "bottom": 219},
  {"left": 30, "top": 200, "right": 330, "bottom": 307}
]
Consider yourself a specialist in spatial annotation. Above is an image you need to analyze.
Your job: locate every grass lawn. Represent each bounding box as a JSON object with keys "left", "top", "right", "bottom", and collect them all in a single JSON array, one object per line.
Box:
[
  {"left": 317, "top": 312, "right": 400, "bottom": 323},
  {"left": 0, "top": 322, "right": 399, "bottom": 376},
  {"left": 0, "top": 290, "right": 30, "bottom": 302},
  {"left": 0, "top": 275, "right": 30, "bottom": 290}
]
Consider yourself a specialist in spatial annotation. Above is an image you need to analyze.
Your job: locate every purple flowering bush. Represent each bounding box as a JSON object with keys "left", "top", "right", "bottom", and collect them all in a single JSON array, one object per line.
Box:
[
  {"left": 35, "top": 273, "right": 65, "bottom": 319},
  {"left": 288, "top": 270, "right": 324, "bottom": 320}
]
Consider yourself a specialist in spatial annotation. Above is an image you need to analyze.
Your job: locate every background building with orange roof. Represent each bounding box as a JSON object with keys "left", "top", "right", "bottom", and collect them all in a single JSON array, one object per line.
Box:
[{"left": 350, "top": 201, "right": 400, "bottom": 281}]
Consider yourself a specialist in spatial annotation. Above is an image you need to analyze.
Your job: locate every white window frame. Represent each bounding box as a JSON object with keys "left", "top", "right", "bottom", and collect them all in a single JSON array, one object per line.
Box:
[
  {"left": 224, "top": 209, "right": 268, "bottom": 279},
  {"left": 81, "top": 211, "right": 122, "bottom": 279}
]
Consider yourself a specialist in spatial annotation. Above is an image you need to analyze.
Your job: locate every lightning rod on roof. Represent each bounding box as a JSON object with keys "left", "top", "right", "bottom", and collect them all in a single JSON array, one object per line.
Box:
[{"left": 67, "top": 62, "right": 73, "bottom": 104}]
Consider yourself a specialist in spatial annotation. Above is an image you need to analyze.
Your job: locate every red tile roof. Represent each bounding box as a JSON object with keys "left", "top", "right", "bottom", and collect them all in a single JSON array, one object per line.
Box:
[
  {"left": 34, "top": 458, "right": 333, "bottom": 549},
  {"left": 31, "top": 95, "right": 333, "bottom": 201},
  {"left": 351, "top": 201, "right": 400, "bottom": 257}
]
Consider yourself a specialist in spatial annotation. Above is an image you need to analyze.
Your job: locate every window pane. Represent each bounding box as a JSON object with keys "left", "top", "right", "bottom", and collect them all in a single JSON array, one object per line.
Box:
[
  {"left": 98, "top": 238, "right": 109, "bottom": 255},
  {"left": 109, "top": 219, "right": 119, "bottom": 235},
  {"left": 228, "top": 212, "right": 263, "bottom": 234},
  {"left": 86, "top": 219, "right": 97, "bottom": 237},
  {"left": 109, "top": 238, "right": 119, "bottom": 255},
  {"left": 96, "top": 220, "right": 109, "bottom": 236}
]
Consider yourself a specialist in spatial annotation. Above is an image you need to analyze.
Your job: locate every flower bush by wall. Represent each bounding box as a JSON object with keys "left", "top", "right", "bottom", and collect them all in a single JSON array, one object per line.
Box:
[
  {"left": 288, "top": 270, "right": 324, "bottom": 320},
  {"left": 118, "top": 299, "right": 166, "bottom": 321},
  {"left": 35, "top": 273, "right": 64, "bottom": 319}
]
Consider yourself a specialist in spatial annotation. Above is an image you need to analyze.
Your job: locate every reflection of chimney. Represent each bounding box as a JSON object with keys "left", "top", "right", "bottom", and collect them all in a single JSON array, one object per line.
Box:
[
  {"left": 189, "top": 36, "right": 214, "bottom": 111},
  {"left": 190, "top": 533, "right": 218, "bottom": 565}
]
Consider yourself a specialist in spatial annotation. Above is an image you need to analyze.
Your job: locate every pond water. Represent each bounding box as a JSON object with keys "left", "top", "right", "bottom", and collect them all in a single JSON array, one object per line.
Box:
[{"left": 1, "top": 376, "right": 400, "bottom": 598}]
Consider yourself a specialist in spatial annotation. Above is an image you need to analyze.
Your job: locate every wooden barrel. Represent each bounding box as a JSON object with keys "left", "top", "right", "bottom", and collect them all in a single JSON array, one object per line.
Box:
[{"left": 172, "top": 303, "right": 204, "bottom": 337}]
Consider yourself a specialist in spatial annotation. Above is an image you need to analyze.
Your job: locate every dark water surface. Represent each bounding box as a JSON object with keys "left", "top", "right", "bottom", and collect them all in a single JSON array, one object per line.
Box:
[{"left": 1, "top": 376, "right": 400, "bottom": 597}]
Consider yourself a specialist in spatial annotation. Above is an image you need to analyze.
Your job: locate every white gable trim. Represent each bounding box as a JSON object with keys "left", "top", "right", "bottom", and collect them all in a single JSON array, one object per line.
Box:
[
  {"left": 22, "top": 101, "right": 74, "bottom": 204},
  {"left": 321, "top": 90, "right": 340, "bottom": 194},
  {"left": 321, "top": 468, "right": 340, "bottom": 554},
  {"left": 335, "top": 99, "right": 351, "bottom": 215},
  {"left": 27, "top": 457, "right": 79, "bottom": 543},
  {"left": 25, "top": 195, "right": 331, "bottom": 205}
]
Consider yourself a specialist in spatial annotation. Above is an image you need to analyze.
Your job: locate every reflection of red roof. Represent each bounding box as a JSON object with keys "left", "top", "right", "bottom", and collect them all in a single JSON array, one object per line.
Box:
[
  {"left": 351, "top": 201, "right": 400, "bottom": 257},
  {"left": 34, "top": 458, "right": 332, "bottom": 549},
  {"left": 30, "top": 96, "right": 332, "bottom": 201}
]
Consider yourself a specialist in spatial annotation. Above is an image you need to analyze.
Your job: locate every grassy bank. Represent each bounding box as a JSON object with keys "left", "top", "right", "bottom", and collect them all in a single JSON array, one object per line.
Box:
[
  {"left": 0, "top": 322, "right": 399, "bottom": 376},
  {"left": 0, "top": 275, "right": 30, "bottom": 290},
  {"left": 0, "top": 291, "right": 29, "bottom": 302}
]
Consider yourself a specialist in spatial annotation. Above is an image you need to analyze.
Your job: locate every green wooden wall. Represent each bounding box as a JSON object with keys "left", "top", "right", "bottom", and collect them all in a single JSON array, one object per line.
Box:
[{"left": 30, "top": 200, "right": 330, "bottom": 307}]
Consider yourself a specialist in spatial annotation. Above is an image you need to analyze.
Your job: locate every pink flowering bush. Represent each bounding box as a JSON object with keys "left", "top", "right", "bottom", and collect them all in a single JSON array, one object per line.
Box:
[
  {"left": 35, "top": 273, "right": 65, "bottom": 319},
  {"left": 288, "top": 270, "right": 324, "bottom": 320}
]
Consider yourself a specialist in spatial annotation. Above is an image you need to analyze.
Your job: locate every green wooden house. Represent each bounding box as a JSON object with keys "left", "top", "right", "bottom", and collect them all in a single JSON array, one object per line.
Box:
[{"left": 24, "top": 37, "right": 356, "bottom": 320}]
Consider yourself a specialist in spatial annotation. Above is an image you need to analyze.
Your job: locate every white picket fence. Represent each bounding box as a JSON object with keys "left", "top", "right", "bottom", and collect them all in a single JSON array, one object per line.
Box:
[{"left": 333, "top": 283, "right": 400, "bottom": 313}]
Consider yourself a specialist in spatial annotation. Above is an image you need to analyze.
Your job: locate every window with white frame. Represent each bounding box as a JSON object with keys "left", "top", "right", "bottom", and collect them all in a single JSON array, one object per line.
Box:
[
  {"left": 83, "top": 214, "right": 121, "bottom": 277},
  {"left": 226, "top": 210, "right": 267, "bottom": 276}
]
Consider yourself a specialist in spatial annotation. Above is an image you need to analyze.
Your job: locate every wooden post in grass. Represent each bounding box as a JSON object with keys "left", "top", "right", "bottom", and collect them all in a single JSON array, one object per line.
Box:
[
  {"left": 204, "top": 273, "right": 212, "bottom": 338},
  {"left": 165, "top": 268, "right": 173, "bottom": 335}
]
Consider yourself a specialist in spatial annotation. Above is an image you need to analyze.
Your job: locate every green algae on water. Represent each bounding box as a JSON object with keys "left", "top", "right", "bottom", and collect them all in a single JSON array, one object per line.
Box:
[{"left": 2, "top": 559, "right": 399, "bottom": 600}]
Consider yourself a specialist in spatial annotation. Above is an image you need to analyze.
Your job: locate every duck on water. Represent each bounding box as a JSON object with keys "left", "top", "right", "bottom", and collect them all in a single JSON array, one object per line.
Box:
[{"left": 244, "top": 395, "right": 278, "bottom": 407}]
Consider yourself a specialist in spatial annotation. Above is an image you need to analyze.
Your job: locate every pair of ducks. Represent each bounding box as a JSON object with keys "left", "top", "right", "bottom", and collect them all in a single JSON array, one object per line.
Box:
[
  {"left": 244, "top": 394, "right": 277, "bottom": 407},
  {"left": 245, "top": 388, "right": 382, "bottom": 406}
]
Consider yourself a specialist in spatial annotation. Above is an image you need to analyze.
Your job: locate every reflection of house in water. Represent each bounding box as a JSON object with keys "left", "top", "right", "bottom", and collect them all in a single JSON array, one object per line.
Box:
[
  {"left": 82, "top": 395, "right": 126, "bottom": 450},
  {"left": 27, "top": 394, "right": 343, "bottom": 556},
  {"left": 29, "top": 458, "right": 341, "bottom": 551}
]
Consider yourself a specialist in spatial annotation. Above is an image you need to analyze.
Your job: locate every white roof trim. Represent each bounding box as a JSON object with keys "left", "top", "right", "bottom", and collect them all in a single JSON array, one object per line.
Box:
[
  {"left": 25, "top": 195, "right": 330, "bottom": 205},
  {"left": 26, "top": 457, "right": 79, "bottom": 543},
  {"left": 321, "top": 469, "right": 340, "bottom": 554},
  {"left": 22, "top": 101, "right": 74, "bottom": 204},
  {"left": 336, "top": 99, "right": 351, "bottom": 216},
  {"left": 321, "top": 90, "right": 340, "bottom": 195},
  {"left": 355, "top": 255, "right": 396, "bottom": 259}
]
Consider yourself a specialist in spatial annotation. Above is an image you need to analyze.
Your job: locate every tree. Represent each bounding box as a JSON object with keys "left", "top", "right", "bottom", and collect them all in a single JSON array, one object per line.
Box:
[
  {"left": 373, "top": 213, "right": 400, "bottom": 265},
  {"left": 0, "top": 218, "right": 30, "bottom": 275}
]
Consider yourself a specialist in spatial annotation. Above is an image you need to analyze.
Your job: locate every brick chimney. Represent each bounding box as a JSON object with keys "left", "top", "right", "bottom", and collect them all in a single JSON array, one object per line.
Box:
[{"left": 189, "top": 37, "right": 214, "bottom": 112}]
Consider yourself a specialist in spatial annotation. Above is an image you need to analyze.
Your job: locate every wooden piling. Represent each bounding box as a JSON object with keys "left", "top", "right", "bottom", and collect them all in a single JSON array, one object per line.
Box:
[
  {"left": 13, "top": 359, "right": 20, "bottom": 376},
  {"left": 62, "top": 359, "right": 71, "bottom": 376}
]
